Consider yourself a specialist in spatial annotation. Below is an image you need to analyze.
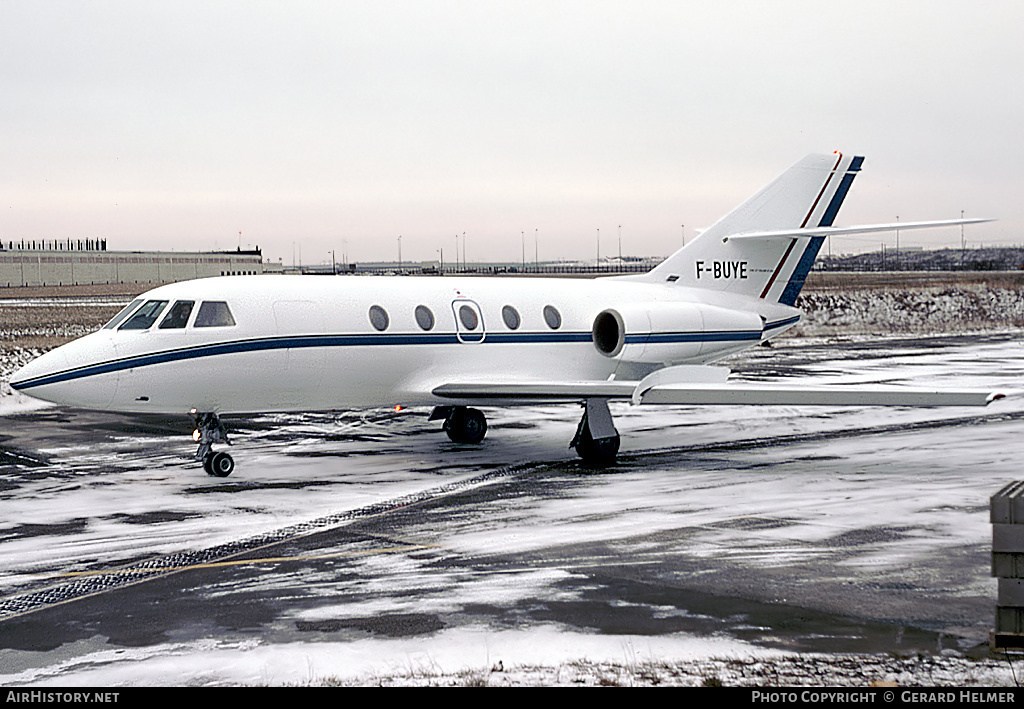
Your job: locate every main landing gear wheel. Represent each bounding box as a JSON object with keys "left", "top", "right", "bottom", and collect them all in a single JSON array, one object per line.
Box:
[
  {"left": 572, "top": 425, "right": 621, "bottom": 464},
  {"left": 433, "top": 406, "right": 488, "bottom": 444},
  {"left": 193, "top": 411, "right": 234, "bottom": 476}
]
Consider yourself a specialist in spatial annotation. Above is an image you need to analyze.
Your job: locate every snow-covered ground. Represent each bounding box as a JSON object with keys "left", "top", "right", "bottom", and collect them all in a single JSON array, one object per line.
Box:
[
  {"left": 2, "top": 291, "right": 1024, "bottom": 686},
  {"left": 795, "top": 283, "right": 1024, "bottom": 335}
]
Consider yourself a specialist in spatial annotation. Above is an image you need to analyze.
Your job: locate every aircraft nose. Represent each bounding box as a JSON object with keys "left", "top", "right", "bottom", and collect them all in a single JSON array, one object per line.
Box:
[
  {"left": 10, "top": 347, "right": 69, "bottom": 389},
  {"left": 9, "top": 335, "right": 119, "bottom": 409}
]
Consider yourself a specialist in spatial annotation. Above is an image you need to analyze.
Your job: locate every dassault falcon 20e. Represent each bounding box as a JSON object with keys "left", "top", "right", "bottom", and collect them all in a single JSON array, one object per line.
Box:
[{"left": 10, "top": 153, "right": 1001, "bottom": 476}]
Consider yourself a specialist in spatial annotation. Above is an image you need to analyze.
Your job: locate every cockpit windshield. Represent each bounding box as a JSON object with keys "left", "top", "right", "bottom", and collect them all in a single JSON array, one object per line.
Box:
[
  {"left": 194, "top": 301, "right": 236, "bottom": 327},
  {"left": 159, "top": 300, "right": 195, "bottom": 329},
  {"left": 106, "top": 298, "right": 234, "bottom": 331},
  {"left": 119, "top": 300, "right": 169, "bottom": 330},
  {"left": 102, "top": 299, "right": 144, "bottom": 330}
]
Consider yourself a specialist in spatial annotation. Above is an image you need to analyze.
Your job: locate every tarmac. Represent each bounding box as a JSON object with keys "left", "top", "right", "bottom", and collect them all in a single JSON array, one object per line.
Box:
[{"left": 0, "top": 332, "right": 1021, "bottom": 684}]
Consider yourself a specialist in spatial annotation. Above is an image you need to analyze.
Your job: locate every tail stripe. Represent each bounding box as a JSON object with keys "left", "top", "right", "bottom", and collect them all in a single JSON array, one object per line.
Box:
[
  {"left": 800, "top": 152, "right": 845, "bottom": 228},
  {"left": 759, "top": 238, "right": 798, "bottom": 299},
  {"left": 778, "top": 237, "right": 826, "bottom": 305},
  {"left": 759, "top": 153, "right": 844, "bottom": 299},
  {"left": 777, "top": 161, "right": 861, "bottom": 305},
  {"left": 817, "top": 171, "right": 857, "bottom": 228}
]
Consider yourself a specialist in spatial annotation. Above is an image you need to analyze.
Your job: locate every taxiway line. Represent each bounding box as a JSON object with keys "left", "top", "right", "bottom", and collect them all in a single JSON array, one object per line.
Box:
[
  {"left": 41, "top": 544, "right": 437, "bottom": 580},
  {"left": 0, "top": 460, "right": 549, "bottom": 622}
]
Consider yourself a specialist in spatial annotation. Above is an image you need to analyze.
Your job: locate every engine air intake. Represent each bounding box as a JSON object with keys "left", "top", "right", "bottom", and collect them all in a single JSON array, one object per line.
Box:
[{"left": 592, "top": 310, "right": 624, "bottom": 357}]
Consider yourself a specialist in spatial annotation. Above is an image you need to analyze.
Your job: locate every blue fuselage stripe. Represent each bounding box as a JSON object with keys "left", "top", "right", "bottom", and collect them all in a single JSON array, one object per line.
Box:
[
  {"left": 764, "top": 315, "right": 800, "bottom": 330},
  {"left": 11, "top": 327, "right": 768, "bottom": 391},
  {"left": 632, "top": 330, "right": 761, "bottom": 344}
]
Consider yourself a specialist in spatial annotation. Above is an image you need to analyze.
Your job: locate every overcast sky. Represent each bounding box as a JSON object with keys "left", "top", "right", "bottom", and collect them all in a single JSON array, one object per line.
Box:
[{"left": 2, "top": 1, "right": 1021, "bottom": 265}]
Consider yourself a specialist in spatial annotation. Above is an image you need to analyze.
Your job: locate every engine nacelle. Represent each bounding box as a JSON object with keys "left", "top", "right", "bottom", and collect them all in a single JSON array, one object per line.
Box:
[
  {"left": 592, "top": 302, "right": 763, "bottom": 365},
  {"left": 591, "top": 309, "right": 627, "bottom": 357},
  {"left": 591, "top": 304, "right": 653, "bottom": 360}
]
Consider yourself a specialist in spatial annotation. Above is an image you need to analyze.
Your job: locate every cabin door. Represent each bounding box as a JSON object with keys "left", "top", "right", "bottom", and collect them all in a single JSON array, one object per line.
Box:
[{"left": 451, "top": 299, "right": 485, "bottom": 343}]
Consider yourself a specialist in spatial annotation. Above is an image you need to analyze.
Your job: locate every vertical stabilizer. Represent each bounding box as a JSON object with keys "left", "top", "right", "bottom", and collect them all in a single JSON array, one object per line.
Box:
[{"left": 645, "top": 153, "right": 862, "bottom": 304}]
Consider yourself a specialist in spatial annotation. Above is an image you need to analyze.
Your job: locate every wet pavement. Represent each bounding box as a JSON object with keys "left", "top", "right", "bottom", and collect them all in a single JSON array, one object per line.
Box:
[{"left": 0, "top": 332, "right": 1022, "bottom": 684}]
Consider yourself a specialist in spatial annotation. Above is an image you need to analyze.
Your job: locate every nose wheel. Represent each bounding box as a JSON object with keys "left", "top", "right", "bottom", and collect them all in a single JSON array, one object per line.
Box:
[
  {"left": 203, "top": 450, "right": 235, "bottom": 477},
  {"left": 193, "top": 412, "right": 234, "bottom": 477}
]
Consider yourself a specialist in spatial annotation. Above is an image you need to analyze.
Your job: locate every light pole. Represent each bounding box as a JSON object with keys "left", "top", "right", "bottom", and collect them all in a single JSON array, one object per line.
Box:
[
  {"left": 961, "top": 209, "right": 966, "bottom": 269},
  {"left": 330, "top": 250, "right": 335, "bottom": 275},
  {"left": 895, "top": 216, "right": 899, "bottom": 271},
  {"left": 397, "top": 235, "right": 402, "bottom": 271}
]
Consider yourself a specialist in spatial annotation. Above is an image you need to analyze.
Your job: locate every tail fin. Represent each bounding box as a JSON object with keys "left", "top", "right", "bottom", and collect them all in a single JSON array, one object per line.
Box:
[{"left": 645, "top": 152, "right": 862, "bottom": 304}]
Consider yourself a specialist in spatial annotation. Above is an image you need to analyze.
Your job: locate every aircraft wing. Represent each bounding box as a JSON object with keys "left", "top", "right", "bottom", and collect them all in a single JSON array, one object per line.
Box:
[
  {"left": 432, "top": 378, "right": 1003, "bottom": 408},
  {"left": 636, "top": 382, "right": 1001, "bottom": 407},
  {"left": 432, "top": 380, "right": 637, "bottom": 402}
]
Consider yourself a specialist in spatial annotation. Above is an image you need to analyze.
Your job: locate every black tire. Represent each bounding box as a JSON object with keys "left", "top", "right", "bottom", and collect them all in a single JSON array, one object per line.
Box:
[
  {"left": 207, "top": 451, "right": 235, "bottom": 477},
  {"left": 574, "top": 430, "right": 620, "bottom": 465},
  {"left": 460, "top": 408, "right": 487, "bottom": 444},
  {"left": 445, "top": 407, "right": 487, "bottom": 444}
]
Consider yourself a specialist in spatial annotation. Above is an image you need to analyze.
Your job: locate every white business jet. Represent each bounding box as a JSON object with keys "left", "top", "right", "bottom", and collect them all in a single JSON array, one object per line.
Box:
[{"left": 9, "top": 153, "right": 999, "bottom": 476}]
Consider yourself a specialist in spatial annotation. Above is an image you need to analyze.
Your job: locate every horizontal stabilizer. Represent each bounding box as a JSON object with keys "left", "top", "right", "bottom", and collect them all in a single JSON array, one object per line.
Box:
[{"left": 723, "top": 218, "right": 993, "bottom": 242}]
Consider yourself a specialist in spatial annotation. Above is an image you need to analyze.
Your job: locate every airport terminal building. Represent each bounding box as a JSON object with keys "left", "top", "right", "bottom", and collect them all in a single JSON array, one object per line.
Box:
[{"left": 0, "top": 240, "right": 278, "bottom": 287}]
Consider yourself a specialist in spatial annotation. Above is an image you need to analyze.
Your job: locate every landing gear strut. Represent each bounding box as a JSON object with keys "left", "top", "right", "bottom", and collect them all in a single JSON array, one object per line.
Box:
[
  {"left": 431, "top": 406, "right": 487, "bottom": 444},
  {"left": 571, "top": 398, "right": 620, "bottom": 465},
  {"left": 193, "top": 412, "right": 234, "bottom": 477}
]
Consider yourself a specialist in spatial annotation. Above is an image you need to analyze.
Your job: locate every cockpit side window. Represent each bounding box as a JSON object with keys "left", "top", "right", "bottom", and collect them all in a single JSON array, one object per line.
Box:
[
  {"left": 194, "top": 301, "right": 236, "bottom": 328},
  {"left": 158, "top": 300, "right": 195, "bottom": 329},
  {"left": 103, "top": 299, "right": 144, "bottom": 330},
  {"left": 119, "top": 300, "right": 169, "bottom": 330}
]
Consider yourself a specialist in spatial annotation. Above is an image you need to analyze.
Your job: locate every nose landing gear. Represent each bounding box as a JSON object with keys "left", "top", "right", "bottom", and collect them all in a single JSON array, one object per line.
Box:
[{"left": 193, "top": 411, "right": 234, "bottom": 477}]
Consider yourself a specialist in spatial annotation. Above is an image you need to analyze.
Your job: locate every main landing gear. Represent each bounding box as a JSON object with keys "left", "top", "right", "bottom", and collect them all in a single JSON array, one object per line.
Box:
[
  {"left": 570, "top": 398, "right": 620, "bottom": 465},
  {"left": 193, "top": 411, "right": 234, "bottom": 477},
  {"left": 433, "top": 400, "right": 620, "bottom": 465},
  {"left": 431, "top": 406, "right": 488, "bottom": 444}
]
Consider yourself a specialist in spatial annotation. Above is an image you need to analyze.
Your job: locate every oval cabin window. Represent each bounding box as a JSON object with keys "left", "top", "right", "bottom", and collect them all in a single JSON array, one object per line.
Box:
[
  {"left": 458, "top": 304, "right": 479, "bottom": 330},
  {"left": 543, "top": 305, "right": 562, "bottom": 330},
  {"left": 415, "top": 305, "right": 435, "bottom": 331},
  {"left": 368, "top": 305, "right": 390, "bottom": 331},
  {"left": 502, "top": 305, "right": 521, "bottom": 330}
]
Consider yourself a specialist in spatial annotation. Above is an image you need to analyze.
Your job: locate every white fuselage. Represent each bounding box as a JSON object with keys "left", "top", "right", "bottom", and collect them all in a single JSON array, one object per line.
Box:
[{"left": 10, "top": 274, "right": 801, "bottom": 415}]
